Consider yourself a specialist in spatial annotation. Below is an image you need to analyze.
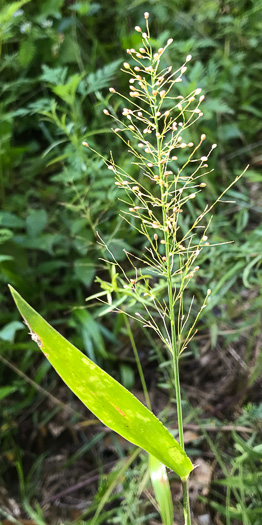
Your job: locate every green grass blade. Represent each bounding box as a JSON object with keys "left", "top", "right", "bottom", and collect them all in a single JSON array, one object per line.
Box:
[
  {"left": 149, "top": 455, "right": 174, "bottom": 525},
  {"left": 9, "top": 286, "right": 193, "bottom": 479}
]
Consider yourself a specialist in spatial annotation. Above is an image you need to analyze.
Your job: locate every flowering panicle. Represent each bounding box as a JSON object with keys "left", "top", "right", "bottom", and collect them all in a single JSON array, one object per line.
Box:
[{"left": 82, "top": 12, "right": 244, "bottom": 356}]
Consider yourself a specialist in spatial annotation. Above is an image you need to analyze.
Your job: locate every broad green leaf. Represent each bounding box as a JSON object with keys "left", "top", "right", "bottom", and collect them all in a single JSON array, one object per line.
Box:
[
  {"left": 9, "top": 286, "right": 193, "bottom": 480},
  {"left": 26, "top": 209, "right": 48, "bottom": 237}
]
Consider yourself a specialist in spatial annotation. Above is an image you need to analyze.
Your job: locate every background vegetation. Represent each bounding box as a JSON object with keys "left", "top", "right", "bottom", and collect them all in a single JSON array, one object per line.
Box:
[{"left": 0, "top": 0, "right": 261, "bottom": 523}]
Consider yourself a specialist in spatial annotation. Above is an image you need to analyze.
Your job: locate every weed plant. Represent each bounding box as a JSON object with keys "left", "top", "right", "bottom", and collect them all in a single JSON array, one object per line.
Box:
[{"left": 82, "top": 12, "right": 246, "bottom": 523}]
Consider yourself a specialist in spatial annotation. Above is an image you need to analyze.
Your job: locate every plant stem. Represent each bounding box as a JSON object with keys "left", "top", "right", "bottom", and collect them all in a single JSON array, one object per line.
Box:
[
  {"left": 124, "top": 316, "right": 152, "bottom": 410},
  {"left": 152, "top": 69, "right": 192, "bottom": 524},
  {"left": 182, "top": 477, "right": 191, "bottom": 525}
]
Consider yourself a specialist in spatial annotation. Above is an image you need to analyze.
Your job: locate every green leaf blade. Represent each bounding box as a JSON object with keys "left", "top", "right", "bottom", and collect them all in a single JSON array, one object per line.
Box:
[{"left": 9, "top": 286, "right": 193, "bottom": 479}]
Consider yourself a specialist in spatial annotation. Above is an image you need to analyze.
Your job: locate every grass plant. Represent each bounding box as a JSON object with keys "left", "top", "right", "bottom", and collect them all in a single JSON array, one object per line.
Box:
[{"left": 83, "top": 12, "right": 246, "bottom": 522}]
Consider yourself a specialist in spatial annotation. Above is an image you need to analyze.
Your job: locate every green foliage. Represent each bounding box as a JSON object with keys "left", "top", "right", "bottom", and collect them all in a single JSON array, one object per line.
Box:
[
  {"left": 1, "top": 0, "right": 262, "bottom": 522},
  {"left": 10, "top": 286, "right": 193, "bottom": 479}
]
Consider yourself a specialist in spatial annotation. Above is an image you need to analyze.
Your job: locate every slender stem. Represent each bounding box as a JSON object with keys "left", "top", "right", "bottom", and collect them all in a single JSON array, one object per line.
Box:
[
  {"left": 124, "top": 315, "right": 152, "bottom": 410},
  {"left": 182, "top": 478, "right": 191, "bottom": 525},
  {"left": 151, "top": 68, "right": 191, "bottom": 524}
]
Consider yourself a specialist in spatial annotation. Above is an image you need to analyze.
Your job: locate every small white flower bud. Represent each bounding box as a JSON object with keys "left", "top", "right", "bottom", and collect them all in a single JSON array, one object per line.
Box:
[
  {"left": 207, "top": 289, "right": 211, "bottom": 296},
  {"left": 109, "top": 87, "right": 116, "bottom": 93},
  {"left": 135, "top": 25, "right": 141, "bottom": 32},
  {"left": 212, "top": 143, "right": 217, "bottom": 149},
  {"left": 142, "top": 32, "right": 148, "bottom": 39},
  {"left": 189, "top": 193, "right": 196, "bottom": 199},
  {"left": 195, "top": 88, "right": 202, "bottom": 95},
  {"left": 186, "top": 54, "right": 192, "bottom": 62},
  {"left": 167, "top": 38, "right": 173, "bottom": 45},
  {"left": 200, "top": 182, "right": 206, "bottom": 187},
  {"left": 201, "top": 156, "right": 208, "bottom": 161},
  {"left": 103, "top": 109, "right": 109, "bottom": 115},
  {"left": 199, "top": 95, "right": 205, "bottom": 102},
  {"left": 144, "top": 11, "right": 149, "bottom": 19},
  {"left": 123, "top": 62, "right": 130, "bottom": 69},
  {"left": 201, "top": 134, "right": 206, "bottom": 141},
  {"left": 160, "top": 90, "right": 166, "bottom": 98}
]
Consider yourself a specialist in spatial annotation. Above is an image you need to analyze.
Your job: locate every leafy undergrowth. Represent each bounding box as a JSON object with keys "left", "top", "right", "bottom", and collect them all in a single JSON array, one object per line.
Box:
[
  {"left": 1, "top": 0, "right": 262, "bottom": 523},
  {"left": 1, "top": 323, "right": 261, "bottom": 524}
]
